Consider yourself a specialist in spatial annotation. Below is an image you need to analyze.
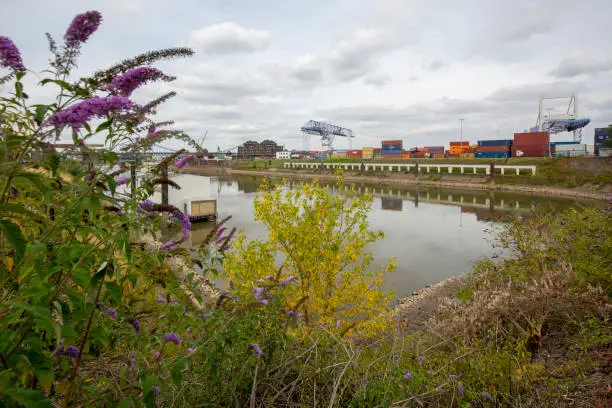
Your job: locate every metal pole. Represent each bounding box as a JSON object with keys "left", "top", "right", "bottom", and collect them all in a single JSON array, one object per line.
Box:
[
  {"left": 459, "top": 118, "right": 464, "bottom": 143},
  {"left": 161, "top": 164, "right": 169, "bottom": 205}
]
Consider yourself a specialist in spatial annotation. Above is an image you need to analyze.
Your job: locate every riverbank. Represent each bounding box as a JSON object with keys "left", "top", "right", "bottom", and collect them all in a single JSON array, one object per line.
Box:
[{"left": 183, "top": 165, "right": 611, "bottom": 201}]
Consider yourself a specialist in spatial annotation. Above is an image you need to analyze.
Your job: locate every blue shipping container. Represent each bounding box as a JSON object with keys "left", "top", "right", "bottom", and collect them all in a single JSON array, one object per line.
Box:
[
  {"left": 381, "top": 145, "right": 402, "bottom": 153},
  {"left": 550, "top": 141, "right": 580, "bottom": 146},
  {"left": 477, "top": 139, "right": 513, "bottom": 147},
  {"left": 475, "top": 152, "right": 509, "bottom": 159}
]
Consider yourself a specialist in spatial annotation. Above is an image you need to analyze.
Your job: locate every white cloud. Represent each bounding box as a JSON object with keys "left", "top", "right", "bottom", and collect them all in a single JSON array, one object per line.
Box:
[
  {"left": 188, "top": 22, "right": 269, "bottom": 54},
  {"left": 550, "top": 56, "right": 612, "bottom": 78}
]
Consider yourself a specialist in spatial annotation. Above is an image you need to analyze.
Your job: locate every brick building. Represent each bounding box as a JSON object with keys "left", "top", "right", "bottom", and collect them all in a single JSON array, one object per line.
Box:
[{"left": 237, "top": 140, "right": 284, "bottom": 159}]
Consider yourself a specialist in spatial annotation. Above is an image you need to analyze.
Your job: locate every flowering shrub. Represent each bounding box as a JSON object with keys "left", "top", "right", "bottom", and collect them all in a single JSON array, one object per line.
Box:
[{"left": 0, "top": 11, "right": 290, "bottom": 407}]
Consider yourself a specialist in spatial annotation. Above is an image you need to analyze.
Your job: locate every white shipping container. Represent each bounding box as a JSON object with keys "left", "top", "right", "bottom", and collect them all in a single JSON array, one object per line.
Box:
[{"left": 555, "top": 144, "right": 587, "bottom": 152}]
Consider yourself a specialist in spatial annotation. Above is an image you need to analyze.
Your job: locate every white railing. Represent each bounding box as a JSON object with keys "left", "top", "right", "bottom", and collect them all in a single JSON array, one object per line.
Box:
[{"left": 283, "top": 162, "right": 537, "bottom": 176}]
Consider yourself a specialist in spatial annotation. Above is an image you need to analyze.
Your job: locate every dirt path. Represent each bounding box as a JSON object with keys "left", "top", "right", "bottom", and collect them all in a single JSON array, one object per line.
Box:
[{"left": 184, "top": 166, "right": 610, "bottom": 201}]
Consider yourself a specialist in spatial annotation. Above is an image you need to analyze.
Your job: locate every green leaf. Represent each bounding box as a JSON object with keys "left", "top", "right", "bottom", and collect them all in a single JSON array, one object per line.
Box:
[
  {"left": 13, "top": 172, "right": 51, "bottom": 194},
  {"left": 33, "top": 104, "right": 51, "bottom": 125},
  {"left": 74, "top": 268, "right": 91, "bottom": 290},
  {"left": 116, "top": 397, "right": 133, "bottom": 408},
  {"left": 0, "top": 219, "right": 26, "bottom": 263},
  {"left": 39, "top": 78, "right": 74, "bottom": 92},
  {"left": 95, "top": 120, "right": 112, "bottom": 134},
  {"left": 15, "top": 81, "right": 23, "bottom": 98},
  {"left": 172, "top": 358, "right": 186, "bottom": 385},
  {"left": 0, "top": 386, "right": 51, "bottom": 408},
  {"left": 0, "top": 203, "right": 46, "bottom": 224},
  {"left": 104, "top": 281, "right": 122, "bottom": 304},
  {"left": 15, "top": 71, "right": 26, "bottom": 81}
]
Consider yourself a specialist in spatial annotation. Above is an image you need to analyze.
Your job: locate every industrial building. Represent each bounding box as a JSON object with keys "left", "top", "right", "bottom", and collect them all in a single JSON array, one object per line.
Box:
[{"left": 236, "top": 140, "right": 284, "bottom": 159}]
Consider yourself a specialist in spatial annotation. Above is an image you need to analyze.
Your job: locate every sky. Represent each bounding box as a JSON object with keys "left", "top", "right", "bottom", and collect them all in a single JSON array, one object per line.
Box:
[{"left": 2, "top": 0, "right": 612, "bottom": 151}]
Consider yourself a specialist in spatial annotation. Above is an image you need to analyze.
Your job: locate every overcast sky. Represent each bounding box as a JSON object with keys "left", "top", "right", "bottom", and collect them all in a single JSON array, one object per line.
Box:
[{"left": 2, "top": 0, "right": 611, "bottom": 151}]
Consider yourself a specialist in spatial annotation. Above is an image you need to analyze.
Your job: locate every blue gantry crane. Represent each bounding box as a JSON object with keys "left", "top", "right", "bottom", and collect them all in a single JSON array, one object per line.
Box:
[{"left": 300, "top": 120, "right": 355, "bottom": 152}]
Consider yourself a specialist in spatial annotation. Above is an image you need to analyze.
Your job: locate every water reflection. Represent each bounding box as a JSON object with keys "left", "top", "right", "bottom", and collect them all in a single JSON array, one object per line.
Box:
[{"left": 158, "top": 174, "right": 583, "bottom": 297}]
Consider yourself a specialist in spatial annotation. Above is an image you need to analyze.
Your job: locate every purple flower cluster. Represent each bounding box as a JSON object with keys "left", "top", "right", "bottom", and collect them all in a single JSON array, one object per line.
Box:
[
  {"left": 163, "top": 332, "right": 180, "bottom": 345},
  {"left": 403, "top": 370, "right": 413, "bottom": 381},
  {"left": 115, "top": 177, "right": 129, "bottom": 186},
  {"left": 253, "top": 286, "right": 265, "bottom": 299},
  {"left": 250, "top": 343, "right": 263, "bottom": 357},
  {"left": 64, "top": 11, "right": 102, "bottom": 47},
  {"left": 170, "top": 210, "right": 191, "bottom": 237},
  {"left": 129, "top": 318, "right": 141, "bottom": 333},
  {"left": 0, "top": 36, "right": 25, "bottom": 71},
  {"left": 148, "top": 126, "right": 166, "bottom": 138},
  {"left": 174, "top": 156, "right": 190, "bottom": 169},
  {"left": 46, "top": 96, "right": 133, "bottom": 132},
  {"left": 280, "top": 276, "right": 297, "bottom": 287},
  {"left": 137, "top": 199, "right": 154, "bottom": 212},
  {"left": 107, "top": 67, "right": 166, "bottom": 97},
  {"left": 162, "top": 241, "right": 175, "bottom": 250},
  {"left": 55, "top": 345, "right": 80, "bottom": 358}
]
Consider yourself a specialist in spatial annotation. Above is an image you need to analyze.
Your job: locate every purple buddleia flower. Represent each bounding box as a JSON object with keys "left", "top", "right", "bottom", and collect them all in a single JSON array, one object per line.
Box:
[
  {"left": 253, "top": 286, "right": 265, "bottom": 299},
  {"left": 215, "top": 227, "right": 226, "bottom": 238},
  {"left": 174, "top": 156, "right": 190, "bottom": 169},
  {"left": 115, "top": 177, "right": 129, "bottom": 186},
  {"left": 266, "top": 275, "right": 275, "bottom": 281},
  {"left": 53, "top": 346, "right": 65, "bottom": 356},
  {"left": 156, "top": 296, "right": 166, "bottom": 304},
  {"left": 170, "top": 210, "right": 191, "bottom": 237},
  {"left": 46, "top": 96, "right": 133, "bottom": 132},
  {"left": 117, "top": 211, "right": 124, "bottom": 216},
  {"left": 256, "top": 279, "right": 265, "bottom": 283},
  {"left": 151, "top": 386, "right": 160, "bottom": 394},
  {"left": 418, "top": 355, "right": 425, "bottom": 365},
  {"left": 163, "top": 332, "right": 180, "bottom": 345},
  {"left": 280, "top": 276, "right": 297, "bottom": 287},
  {"left": 449, "top": 374, "right": 457, "bottom": 382},
  {"left": 107, "top": 308, "right": 117, "bottom": 319},
  {"left": 250, "top": 343, "right": 263, "bottom": 358},
  {"left": 481, "top": 391, "right": 493, "bottom": 402},
  {"left": 403, "top": 370, "right": 413, "bottom": 381},
  {"left": 138, "top": 199, "right": 154, "bottom": 212},
  {"left": 152, "top": 350, "right": 161, "bottom": 360},
  {"left": 187, "top": 346, "right": 196, "bottom": 355},
  {"left": 129, "top": 319, "right": 141, "bottom": 333},
  {"left": 458, "top": 383, "right": 464, "bottom": 395},
  {"left": 319, "top": 322, "right": 329, "bottom": 328},
  {"left": 64, "top": 345, "right": 80, "bottom": 358},
  {"left": 0, "top": 36, "right": 26, "bottom": 71},
  {"left": 287, "top": 310, "right": 295, "bottom": 317},
  {"left": 64, "top": 11, "right": 102, "bottom": 47},
  {"left": 128, "top": 352, "right": 137, "bottom": 371},
  {"left": 86, "top": 171, "right": 95, "bottom": 181},
  {"left": 259, "top": 299, "right": 268, "bottom": 306},
  {"left": 106, "top": 67, "right": 166, "bottom": 97},
  {"left": 202, "top": 311, "right": 213, "bottom": 319},
  {"left": 186, "top": 327, "right": 191, "bottom": 333},
  {"left": 162, "top": 241, "right": 175, "bottom": 250},
  {"left": 10, "top": 187, "right": 19, "bottom": 198},
  {"left": 297, "top": 313, "right": 305, "bottom": 318},
  {"left": 97, "top": 301, "right": 107, "bottom": 309}
]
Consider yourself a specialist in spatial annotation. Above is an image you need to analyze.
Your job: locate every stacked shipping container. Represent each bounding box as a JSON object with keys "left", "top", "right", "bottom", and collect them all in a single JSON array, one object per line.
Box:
[
  {"left": 475, "top": 139, "right": 512, "bottom": 158},
  {"left": 346, "top": 150, "right": 362, "bottom": 159},
  {"left": 594, "top": 128, "right": 612, "bottom": 155},
  {"left": 512, "top": 132, "right": 549, "bottom": 157},
  {"left": 449, "top": 141, "right": 469, "bottom": 155},
  {"left": 381, "top": 140, "right": 402, "bottom": 159},
  {"left": 362, "top": 147, "right": 374, "bottom": 159}
]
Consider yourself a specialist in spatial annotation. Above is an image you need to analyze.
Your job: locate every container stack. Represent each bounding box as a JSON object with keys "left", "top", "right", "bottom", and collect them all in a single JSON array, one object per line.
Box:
[
  {"left": 594, "top": 128, "right": 612, "bottom": 155},
  {"left": 424, "top": 146, "right": 445, "bottom": 158},
  {"left": 381, "top": 140, "right": 403, "bottom": 159},
  {"left": 475, "top": 139, "right": 512, "bottom": 158},
  {"left": 362, "top": 147, "right": 374, "bottom": 159},
  {"left": 373, "top": 148, "right": 382, "bottom": 159},
  {"left": 512, "top": 132, "right": 549, "bottom": 157},
  {"left": 333, "top": 149, "right": 347, "bottom": 159},
  {"left": 449, "top": 141, "right": 469, "bottom": 155},
  {"left": 346, "top": 150, "right": 362, "bottom": 159}
]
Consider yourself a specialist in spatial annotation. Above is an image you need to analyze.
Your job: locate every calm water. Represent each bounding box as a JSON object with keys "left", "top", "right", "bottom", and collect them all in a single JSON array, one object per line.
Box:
[{"left": 154, "top": 174, "right": 581, "bottom": 297}]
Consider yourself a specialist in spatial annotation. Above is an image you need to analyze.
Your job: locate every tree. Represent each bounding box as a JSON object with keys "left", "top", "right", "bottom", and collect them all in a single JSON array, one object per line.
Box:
[{"left": 223, "top": 174, "right": 395, "bottom": 337}]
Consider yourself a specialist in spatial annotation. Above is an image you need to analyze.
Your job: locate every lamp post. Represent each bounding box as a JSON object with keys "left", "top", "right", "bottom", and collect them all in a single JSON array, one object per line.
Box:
[{"left": 459, "top": 118, "right": 464, "bottom": 143}]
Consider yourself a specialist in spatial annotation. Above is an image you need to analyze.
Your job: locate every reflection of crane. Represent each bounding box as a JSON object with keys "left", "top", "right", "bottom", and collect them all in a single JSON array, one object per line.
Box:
[{"left": 300, "top": 120, "right": 355, "bottom": 152}]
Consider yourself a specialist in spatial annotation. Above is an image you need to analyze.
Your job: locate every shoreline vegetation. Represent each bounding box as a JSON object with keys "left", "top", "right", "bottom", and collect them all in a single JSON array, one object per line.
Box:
[
  {"left": 2, "top": 11, "right": 610, "bottom": 407},
  {"left": 183, "top": 164, "right": 611, "bottom": 201}
]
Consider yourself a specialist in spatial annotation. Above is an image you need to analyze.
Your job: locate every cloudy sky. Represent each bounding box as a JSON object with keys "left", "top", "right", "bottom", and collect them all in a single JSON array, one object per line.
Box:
[{"left": 2, "top": 0, "right": 611, "bottom": 151}]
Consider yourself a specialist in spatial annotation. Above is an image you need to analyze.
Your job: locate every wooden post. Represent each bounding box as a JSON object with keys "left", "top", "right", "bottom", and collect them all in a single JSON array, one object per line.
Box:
[
  {"left": 130, "top": 161, "right": 137, "bottom": 197},
  {"left": 415, "top": 163, "right": 419, "bottom": 178},
  {"left": 161, "top": 164, "right": 169, "bottom": 205},
  {"left": 489, "top": 161, "right": 495, "bottom": 183}
]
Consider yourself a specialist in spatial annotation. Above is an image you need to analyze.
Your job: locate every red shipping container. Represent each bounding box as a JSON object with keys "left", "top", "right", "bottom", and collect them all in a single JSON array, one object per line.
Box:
[
  {"left": 382, "top": 140, "right": 403, "bottom": 145},
  {"left": 449, "top": 141, "right": 469, "bottom": 146},
  {"left": 513, "top": 132, "right": 549, "bottom": 146},
  {"left": 373, "top": 148, "right": 381, "bottom": 153},
  {"left": 477, "top": 146, "right": 510, "bottom": 153},
  {"left": 432, "top": 153, "right": 445, "bottom": 158}
]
